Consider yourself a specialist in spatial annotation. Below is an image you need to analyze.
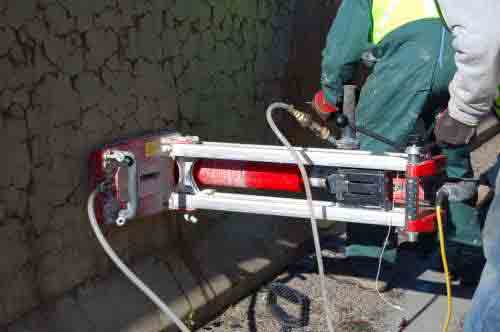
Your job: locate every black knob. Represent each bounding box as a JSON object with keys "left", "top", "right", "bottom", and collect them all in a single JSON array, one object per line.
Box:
[
  {"left": 124, "top": 156, "right": 135, "bottom": 167},
  {"left": 407, "top": 134, "right": 423, "bottom": 146},
  {"left": 335, "top": 113, "right": 349, "bottom": 128}
]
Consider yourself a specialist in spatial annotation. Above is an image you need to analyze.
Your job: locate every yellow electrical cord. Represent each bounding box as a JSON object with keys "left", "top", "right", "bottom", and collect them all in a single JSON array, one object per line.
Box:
[{"left": 436, "top": 205, "right": 452, "bottom": 332}]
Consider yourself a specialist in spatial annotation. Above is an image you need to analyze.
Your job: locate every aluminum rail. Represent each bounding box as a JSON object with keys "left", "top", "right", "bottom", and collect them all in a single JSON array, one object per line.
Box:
[
  {"left": 161, "top": 141, "right": 408, "bottom": 171},
  {"left": 169, "top": 192, "right": 406, "bottom": 227}
]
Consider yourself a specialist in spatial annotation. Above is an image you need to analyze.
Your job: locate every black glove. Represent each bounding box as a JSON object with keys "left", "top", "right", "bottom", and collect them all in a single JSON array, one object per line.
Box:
[{"left": 434, "top": 110, "right": 476, "bottom": 146}]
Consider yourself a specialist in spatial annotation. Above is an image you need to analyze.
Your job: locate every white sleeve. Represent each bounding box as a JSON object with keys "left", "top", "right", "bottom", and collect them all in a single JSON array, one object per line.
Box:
[{"left": 437, "top": 0, "right": 500, "bottom": 126}]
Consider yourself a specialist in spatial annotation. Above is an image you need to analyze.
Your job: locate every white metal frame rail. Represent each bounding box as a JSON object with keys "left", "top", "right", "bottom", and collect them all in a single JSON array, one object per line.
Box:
[{"left": 162, "top": 140, "right": 409, "bottom": 227}]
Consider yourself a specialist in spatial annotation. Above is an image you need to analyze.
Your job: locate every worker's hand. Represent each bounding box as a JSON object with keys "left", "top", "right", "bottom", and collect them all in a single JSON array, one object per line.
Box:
[
  {"left": 434, "top": 110, "right": 476, "bottom": 146},
  {"left": 312, "top": 90, "right": 337, "bottom": 122}
]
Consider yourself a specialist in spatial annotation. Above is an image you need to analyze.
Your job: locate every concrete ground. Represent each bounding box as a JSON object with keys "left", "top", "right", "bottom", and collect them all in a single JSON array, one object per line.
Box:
[{"left": 201, "top": 231, "right": 472, "bottom": 332}]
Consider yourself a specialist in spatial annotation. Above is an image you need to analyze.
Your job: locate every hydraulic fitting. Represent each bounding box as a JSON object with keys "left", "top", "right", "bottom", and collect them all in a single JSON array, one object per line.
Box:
[{"left": 287, "top": 107, "right": 337, "bottom": 145}]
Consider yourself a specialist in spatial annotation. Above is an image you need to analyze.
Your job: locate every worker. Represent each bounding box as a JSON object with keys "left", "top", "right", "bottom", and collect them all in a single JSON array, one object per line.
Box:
[
  {"left": 431, "top": 2, "right": 500, "bottom": 331},
  {"left": 312, "top": 0, "right": 498, "bottom": 291},
  {"left": 464, "top": 157, "right": 500, "bottom": 331}
]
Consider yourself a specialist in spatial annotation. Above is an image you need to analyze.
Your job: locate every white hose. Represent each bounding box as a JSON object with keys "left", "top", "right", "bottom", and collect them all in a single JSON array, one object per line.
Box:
[
  {"left": 266, "top": 103, "right": 336, "bottom": 332},
  {"left": 375, "top": 225, "right": 405, "bottom": 312},
  {"left": 87, "top": 190, "right": 191, "bottom": 332}
]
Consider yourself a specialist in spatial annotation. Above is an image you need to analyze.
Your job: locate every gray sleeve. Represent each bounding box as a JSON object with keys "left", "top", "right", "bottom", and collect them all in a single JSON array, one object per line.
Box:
[{"left": 437, "top": 0, "right": 500, "bottom": 126}]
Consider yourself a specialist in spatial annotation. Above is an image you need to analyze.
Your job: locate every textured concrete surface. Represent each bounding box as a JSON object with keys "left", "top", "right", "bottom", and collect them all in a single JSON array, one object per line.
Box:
[
  {"left": 5, "top": 218, "right": 311, "bottom": 332},
  {"left": 0, "top": 0, "right": 313, "bottom": 327},
  {"left": 396, "top": 262, "right": 473, "bottom": 332}
]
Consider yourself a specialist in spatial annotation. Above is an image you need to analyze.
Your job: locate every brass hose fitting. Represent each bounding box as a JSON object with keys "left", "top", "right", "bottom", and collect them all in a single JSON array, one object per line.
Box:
[{"left": 287, "top": 106, "right": 336, "bottom": 144}]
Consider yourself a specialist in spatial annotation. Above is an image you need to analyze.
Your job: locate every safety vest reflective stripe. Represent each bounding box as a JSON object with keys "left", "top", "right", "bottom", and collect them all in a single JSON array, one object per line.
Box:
[{"left": 372, "top": 0, "right": 440, "bottom": 44}]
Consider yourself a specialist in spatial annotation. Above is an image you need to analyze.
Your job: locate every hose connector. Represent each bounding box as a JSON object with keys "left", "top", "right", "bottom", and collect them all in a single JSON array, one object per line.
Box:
[
  {"left": 436, "top": 187, "right": 449, "bottom": 207},
  {"left": 287, "top": 107, "right": 336, "bottom": 145},
  {"left": 437, "top": 181, "right": 477, "bottom": 205}
]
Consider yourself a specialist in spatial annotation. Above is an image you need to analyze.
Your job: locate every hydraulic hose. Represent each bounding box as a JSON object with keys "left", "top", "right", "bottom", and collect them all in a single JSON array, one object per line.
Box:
[
  {"left": 436, "top": 205, "right": 452, "bottom": 332},
  {"left": 434, "top": 179, "right": 480, "bottom": 332},
  {"left": 87, "top": 189, "right": 191, "bottom": 332},
  {"left": 436, "top": 187, "right": 454, "bottom": 332},
  {"left": 266, "top": 102, "right": 336, "bottom": 332},
  {"left": 267, "top": 282, "right": 310, "bottom": 330}
]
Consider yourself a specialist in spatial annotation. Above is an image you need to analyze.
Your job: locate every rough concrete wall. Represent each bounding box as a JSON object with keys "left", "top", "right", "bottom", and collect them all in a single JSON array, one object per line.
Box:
[
  {"left": 284, "top": 0, "right": 341, "bottom": 106},
  {"left": 272, "top": 0, "right": 342, "bottom": 147},
  {"left": 0, "top": 0, "right": 297, "bottom": 324}
]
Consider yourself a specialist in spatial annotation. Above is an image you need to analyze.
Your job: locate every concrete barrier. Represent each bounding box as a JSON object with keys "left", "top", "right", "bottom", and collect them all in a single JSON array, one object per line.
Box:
[{"left": 6, "top": 215, "right": 311, "bottom": 332}]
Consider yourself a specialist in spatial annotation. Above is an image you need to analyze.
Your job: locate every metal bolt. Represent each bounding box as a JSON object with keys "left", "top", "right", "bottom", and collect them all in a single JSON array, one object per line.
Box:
[
  {"left": 407, "top": 232, "right": 419, "bottom": 243},
  {"left": 184, "top": 214, "right": 198, "bottom": 224},
  {"left": 116, "top": 217, "right": 127, "bottom": 226}
]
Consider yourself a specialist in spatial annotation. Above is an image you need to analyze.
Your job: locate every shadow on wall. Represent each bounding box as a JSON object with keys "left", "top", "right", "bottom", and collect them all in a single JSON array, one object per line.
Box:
[
  {"left": 280, "top": 0, "right": 342, "bottom": 147},
  {"left": 284, "top": 0, "right": 342, "bottom": 105}
]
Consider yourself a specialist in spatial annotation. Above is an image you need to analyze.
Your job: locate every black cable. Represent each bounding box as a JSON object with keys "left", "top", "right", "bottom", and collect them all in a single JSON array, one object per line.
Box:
[
  {"left": 348, "top": 123, "right": 405, "bottom": 152},
  {"left": 445, "top": 177, "right": 480, "bottom": 183},
  {"left": 266, "top": 282, "right": 310, "bottom": 331},
  {"left": 334, "top": 113, "right": 405, "bottom": 151}
]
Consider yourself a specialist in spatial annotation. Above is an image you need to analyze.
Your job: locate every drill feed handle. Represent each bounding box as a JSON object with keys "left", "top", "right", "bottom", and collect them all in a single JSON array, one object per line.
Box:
[{"left": 103, "top": 150, "right": 138, "bottom": 226}]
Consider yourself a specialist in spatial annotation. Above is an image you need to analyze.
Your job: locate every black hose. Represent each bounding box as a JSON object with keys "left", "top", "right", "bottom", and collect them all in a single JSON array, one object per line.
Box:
[
  {"left": 349, "top": 123, "right": 405, "bottom": 152},
  {"left": 266, "top": 282, "right": 310, "bottom": 331},
  {"left": 436, "top": 188, "right": 449, "bottom": 207},
  {"left": 445, "top": 177, "right": 480, "bottom": 183},
  {"left": 334, "top": 113, "right": 404, "bottom": 151}
]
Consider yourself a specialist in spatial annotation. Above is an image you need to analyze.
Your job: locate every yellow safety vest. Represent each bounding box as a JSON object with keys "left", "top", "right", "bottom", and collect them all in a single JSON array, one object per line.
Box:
[{"left": 372, "top": 0, "right": 440, "bottom": 44}]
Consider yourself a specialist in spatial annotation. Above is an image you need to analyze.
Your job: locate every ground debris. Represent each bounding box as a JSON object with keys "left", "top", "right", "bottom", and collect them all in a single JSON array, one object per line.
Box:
[{"left": 201, "top": 234, "right": 405, "bottom": 332}]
